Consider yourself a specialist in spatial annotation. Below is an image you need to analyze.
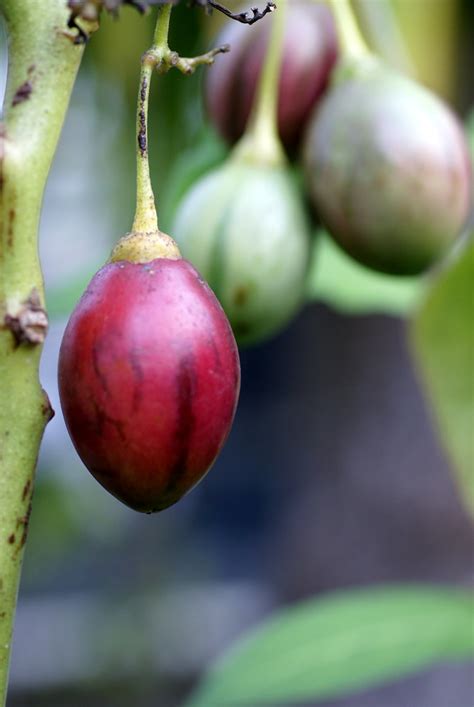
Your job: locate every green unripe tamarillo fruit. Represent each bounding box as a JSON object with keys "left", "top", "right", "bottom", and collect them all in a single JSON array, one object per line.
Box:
[
  {"left": 172, "top": 160, "right": 311, "bottom": 345},
  {"left": 303, "top": 64, "right": 472, "bottom": 275}
]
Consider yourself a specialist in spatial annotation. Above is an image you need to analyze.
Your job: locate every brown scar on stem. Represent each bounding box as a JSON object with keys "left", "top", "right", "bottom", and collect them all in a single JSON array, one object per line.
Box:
[
  {"left": 12, "top": 81, "right": 33, "bottom": 107},
  {"left": 22, "top": 480, "right": 31, "bottom": 502},
  {"left": 4, "top": 287, "right": 48, "bottom": 346},
  {"left": 7, "top": 534, "right": 15, "bottom": 545},
  {"left": 138, "top": 77, "right": 147, "bottom": 156},
  {"left": 15, "top": 500, "right": 33, "bottom": 555}
]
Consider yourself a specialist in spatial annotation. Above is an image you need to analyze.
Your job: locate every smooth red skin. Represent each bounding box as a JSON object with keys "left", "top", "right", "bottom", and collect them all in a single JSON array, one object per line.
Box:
[
  {"left": 205, "top": 1, "right": 338, "bottom": 151},
  {"left": 58, "top": 258, "right": 240, "bottom": 513}
]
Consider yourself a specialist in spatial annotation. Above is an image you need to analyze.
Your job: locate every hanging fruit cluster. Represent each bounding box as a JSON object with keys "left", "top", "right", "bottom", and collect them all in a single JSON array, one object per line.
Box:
[
  {"left": 173, "top": 0, "right": 471, "bottom": 339},
  {"left": 59, "top": 0, "right": 472, "bottom": 513}
]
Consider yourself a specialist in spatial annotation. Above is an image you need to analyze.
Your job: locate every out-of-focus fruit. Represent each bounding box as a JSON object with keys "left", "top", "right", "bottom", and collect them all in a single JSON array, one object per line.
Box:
[
  {"left": 58, "top": 231, "right": 240, "bottom": 513},
  {"left": 303, "top": 63, "right": 472, "bottom": 275},
  {"left": 172, "top": 158, "right": 311, "bottom": 345},
  {"left": 205, "top": 0, "right": 338, "bottom": 152}
]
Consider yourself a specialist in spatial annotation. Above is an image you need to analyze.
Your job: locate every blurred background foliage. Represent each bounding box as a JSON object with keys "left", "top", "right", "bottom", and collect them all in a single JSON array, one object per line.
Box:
[{"left": 1, "top": 1, "right": 472, "bottom": 705}]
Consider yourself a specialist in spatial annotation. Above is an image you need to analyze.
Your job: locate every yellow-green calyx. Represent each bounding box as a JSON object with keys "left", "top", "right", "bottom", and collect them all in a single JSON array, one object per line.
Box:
[{"left": 109, "top": 230, "right": 181, "bottom": 264}]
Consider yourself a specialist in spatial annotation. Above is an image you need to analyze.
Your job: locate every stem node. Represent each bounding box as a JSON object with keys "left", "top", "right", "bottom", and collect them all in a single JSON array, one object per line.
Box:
[{"left": 4, "top": 288, "right": 48, "bottom": 347}]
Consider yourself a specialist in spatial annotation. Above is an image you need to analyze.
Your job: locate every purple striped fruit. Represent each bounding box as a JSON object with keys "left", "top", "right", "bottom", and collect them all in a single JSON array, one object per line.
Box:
[{"left": 58, "top": 232, "right": 240, "bottom": 513}]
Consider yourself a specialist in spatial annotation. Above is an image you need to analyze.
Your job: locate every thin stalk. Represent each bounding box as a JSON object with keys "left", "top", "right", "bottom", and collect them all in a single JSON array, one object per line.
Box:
[
  {"left": 328, "top": 0, "right": 371, "bottom": 61},
  {"left": 0, "top": 2, "right": 91, "bottom": 703},
  {"left": 235, "top": 0, "right": 286, "bottom": 165},
  {"left": 131, "top": 3, "right": 172, "bottom": 233},
  {"left": 131, "top": 59, "right": 157, "bottom": 233}
]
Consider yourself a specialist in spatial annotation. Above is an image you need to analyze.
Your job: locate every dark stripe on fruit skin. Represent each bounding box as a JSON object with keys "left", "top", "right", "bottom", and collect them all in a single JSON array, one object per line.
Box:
[
  {"left": 91, "top": 398, "right": 126, "bottom": 441},
  {"left": 92, "top": 341, "right": 109, "bottom": 395},
  {"left": 129, "top": 346, "right": 145, "bottom": 413},
  {"left": 161, "top": 352, "right": 196, "bottom": 499}
]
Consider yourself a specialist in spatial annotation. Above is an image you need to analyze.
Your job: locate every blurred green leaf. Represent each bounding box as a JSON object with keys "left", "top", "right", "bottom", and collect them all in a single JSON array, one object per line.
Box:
[
  {"left": 307, "top": 230, "right": 426, "bottom": 316},
  {"left": 411, "top": 238, "right": 474, "bottom": 515},
  {"left": 160, "top": 126, "right": 228, "bottom": 230},
  {"left": 185, "top": 586, "right": 474, "bottom": 707}
]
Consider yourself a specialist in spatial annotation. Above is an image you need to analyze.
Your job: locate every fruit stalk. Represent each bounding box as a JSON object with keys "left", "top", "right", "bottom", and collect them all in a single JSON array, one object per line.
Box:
[
  {"left": 235, "top": 0, "right": 286, "bottom": 165},
  {"left": 132, "top": 2, "right": 172, "bottom": 233},
  {"left": 327, "top": 0, "right": 370, "bottom": 61},
  {"left": 0, "top": 2, "right": 91, "bottom": 702}
]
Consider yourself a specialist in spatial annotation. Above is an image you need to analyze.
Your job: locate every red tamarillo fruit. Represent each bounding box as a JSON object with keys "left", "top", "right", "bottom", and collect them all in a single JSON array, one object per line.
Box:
[
  {"left": 205, "top": 0, "right": 338, "bottom": 152},
  {"left": 58, "top": 232, "right": 240, "bottom": 513}
]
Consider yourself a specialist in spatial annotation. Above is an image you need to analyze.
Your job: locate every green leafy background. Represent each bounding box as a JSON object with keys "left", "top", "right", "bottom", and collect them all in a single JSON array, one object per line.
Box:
[{"left": 185, "top": 586, "right": 474, "bottom": 706}]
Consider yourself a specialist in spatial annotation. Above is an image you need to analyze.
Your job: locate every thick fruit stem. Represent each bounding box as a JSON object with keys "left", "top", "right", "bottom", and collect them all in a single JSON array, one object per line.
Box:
[{"left": 0, "top": 2, "right": 89, "bottom": 703}]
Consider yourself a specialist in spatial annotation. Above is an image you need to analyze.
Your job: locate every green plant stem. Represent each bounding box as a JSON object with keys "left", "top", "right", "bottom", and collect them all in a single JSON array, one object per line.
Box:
[
  {"left": 235, "top": 0, "right": 285, "bottom": 165},
  {"left": 132, "top": 3, "right": 172, "bottom": 233},
  {"left": 328, "top": 0, "right": 371, "bottom": 61},
  {"left": 131, "top": 59, "right": 158, "bottom": 233},
  {"left": 131, "top": 0, "right": 231, "bottom": 233},
  {"left": 0, "top": 2, "right": 90, "bottom": 703},
  {"left": 153, "top": 1, "right": 172, "bottom": 49}
]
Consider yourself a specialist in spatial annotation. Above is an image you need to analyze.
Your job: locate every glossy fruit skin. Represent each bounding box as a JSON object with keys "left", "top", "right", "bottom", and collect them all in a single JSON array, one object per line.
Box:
[
  {"left": 303, "top": 65, "right": 472, "bottom": 275},
  {"left": 205, "top": 1, "right": 338, "bottom": 152},
  {"left": 58, "top": 257, "right": 240, "bottom": 513},
  {"left": 172, "top": 160, "right": 311, "bottom": 345}
]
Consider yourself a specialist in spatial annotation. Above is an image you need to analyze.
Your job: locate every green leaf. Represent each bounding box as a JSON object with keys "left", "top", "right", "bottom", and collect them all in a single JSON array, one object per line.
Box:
[
  {"left": 307, "top": 230, "right": 426, "bottom": 316},
  {"left": 185, "top": 586, "right": 474, "bottom": 707},
  {"left": 411, "top": 238, "right": 474, "bottom": 515}
]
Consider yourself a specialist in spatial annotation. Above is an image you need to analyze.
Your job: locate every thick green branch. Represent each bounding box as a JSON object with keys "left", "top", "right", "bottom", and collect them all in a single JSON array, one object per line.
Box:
[{"left": 0, "top": 2, "right": 91, "bottom": 703}]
